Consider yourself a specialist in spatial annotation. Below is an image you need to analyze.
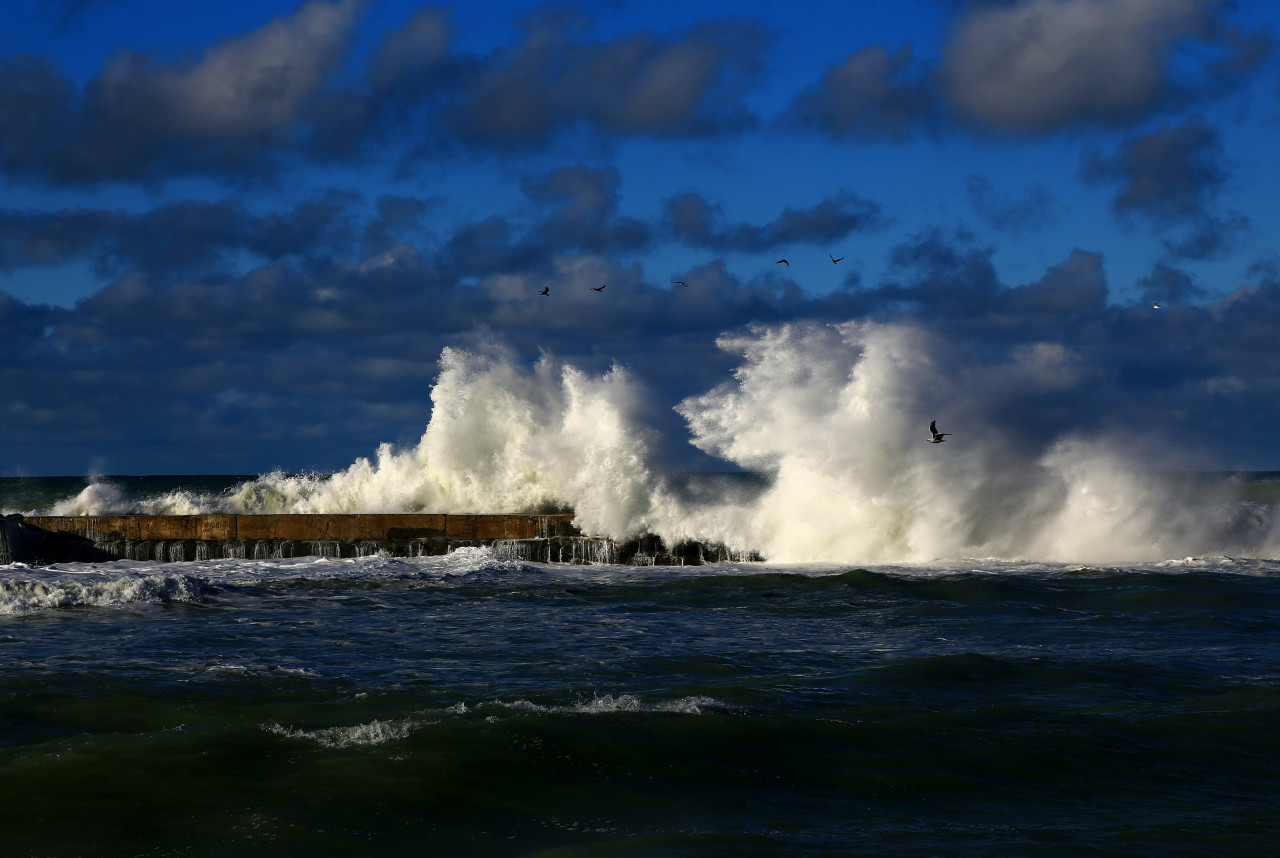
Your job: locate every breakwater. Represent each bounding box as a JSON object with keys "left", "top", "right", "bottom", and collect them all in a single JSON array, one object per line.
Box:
[{"left": 0, "top": 513, "right": 753, "bottom": 566}]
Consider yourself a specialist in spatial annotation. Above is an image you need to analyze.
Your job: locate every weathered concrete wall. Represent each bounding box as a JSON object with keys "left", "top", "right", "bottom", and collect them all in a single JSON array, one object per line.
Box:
[
  {"left": 18, "top": 513, "right": 576, "bottom": 542},
  {"left": 0, "top": 513, "right": 755, "bottom": 567}
]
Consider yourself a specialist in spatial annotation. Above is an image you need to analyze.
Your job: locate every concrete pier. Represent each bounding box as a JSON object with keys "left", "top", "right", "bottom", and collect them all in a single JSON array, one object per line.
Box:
[{"left": 0, "top": 513, "right": 753, "bottom": 566}]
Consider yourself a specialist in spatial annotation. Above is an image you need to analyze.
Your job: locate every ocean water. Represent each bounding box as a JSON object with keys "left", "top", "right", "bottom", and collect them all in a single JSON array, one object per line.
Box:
[
  {"left": 3, "top": 547, "right": 1280, "bottom": 856},
  {"left": 5, "top": 329, "right": 1280, "bottom": 854}
]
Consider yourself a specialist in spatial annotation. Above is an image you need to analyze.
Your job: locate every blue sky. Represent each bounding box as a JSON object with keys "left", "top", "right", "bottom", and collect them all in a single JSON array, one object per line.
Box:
[{"left": 3, "top": 0, "right": 1280, "bottom": 475}]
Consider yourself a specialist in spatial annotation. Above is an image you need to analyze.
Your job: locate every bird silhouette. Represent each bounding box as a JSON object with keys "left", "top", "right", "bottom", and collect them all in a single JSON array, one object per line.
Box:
[
  {"left": 672, "top": 279, "right": 688, "bottom": 287},
  {"left": 830, "top": 253, "right": 844, "bottom": 264},
  {"left": 591, "top": 284, "right": 606, "bottom": 292},
  {"left": 539, "top": 287, "right": 549, "bottom": 296},
  {"left": 1153, "top": 302, "right": 1161, "bottom": 309},
  {"left": 777, "top": 259, "right": 789, "bottom": 266},
  {"left": 928, "top": 420, "right": 951, "bottom": 444}
]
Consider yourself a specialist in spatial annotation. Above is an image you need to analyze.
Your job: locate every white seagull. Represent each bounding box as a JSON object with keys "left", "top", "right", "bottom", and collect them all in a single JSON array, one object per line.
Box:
[{"left": 928, "top": 420, "right": 951, "bottom": 443}]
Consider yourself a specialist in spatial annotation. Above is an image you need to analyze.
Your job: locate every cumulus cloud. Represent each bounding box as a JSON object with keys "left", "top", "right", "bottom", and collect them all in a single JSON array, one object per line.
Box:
[
  {"left": 8, "top": 218, "right": 1280, "bottom": 474},
  {"left": 0, "top": 2, "right": 775, "bottom": 183},
  {"left": 786, "top": 44, "right": 937, "bottom": 141},
  {"left": 0, "top": 0, "right": 362, "bottom": 184},
  {"left": 0, "top": 243, "right": 857, "bottom": 473},
  {"left": 1138, "top": 261, "right": 1207, "bottom": 305},
  {"left": 0, "top": 193, "right": 358, "bottom": 277},
  {"left": 1082, "top": 115, "right": 1250, "bottom": 259},
  {"left": 664, "top": 190, "right": 885, "bottom": 252},
  {"left": 1082, "top": 115, "right": 1225, "bottom": 224},
  {"left": 522, "top": 164, "right": 652, "bottom": 253},
  {"left": 438, "top": 10, "right": 767, "bottom": 147},
  {"left": 91, "top": 0, "right": 359, "bottom": 142},
  {"left": 942, "top": 0, "right": 1262, "bottom": 133},
  {"left": 367, "top": 6, "right": 451, "bottom": 92}
]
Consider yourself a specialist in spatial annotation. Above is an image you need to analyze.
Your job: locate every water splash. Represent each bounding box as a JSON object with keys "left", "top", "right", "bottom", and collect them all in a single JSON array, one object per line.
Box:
[{"left": 30, "top": 322, "right": 1280, "bottom": 563}]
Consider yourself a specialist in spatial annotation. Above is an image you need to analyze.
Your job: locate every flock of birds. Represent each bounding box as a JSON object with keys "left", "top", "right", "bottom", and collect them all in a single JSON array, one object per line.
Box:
[
  {"left": 534, "top": 254, "right": 1164, "bottom": 446},
  {"left": 535, "top": 252, "right": 849, "bottom": 297}
]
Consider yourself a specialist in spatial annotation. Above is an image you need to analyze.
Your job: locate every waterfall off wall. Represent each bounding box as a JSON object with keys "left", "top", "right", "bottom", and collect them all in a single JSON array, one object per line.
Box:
[{"left": 0, "top": 513, "right": 756, "bottom": 567}]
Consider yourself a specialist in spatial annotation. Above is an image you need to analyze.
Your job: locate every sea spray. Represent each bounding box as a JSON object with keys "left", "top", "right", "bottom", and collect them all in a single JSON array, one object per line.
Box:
[
  {"left": 46, "top": 346, "right": 664, "bottom": 537},
  {"left": 26, "top": 322, "right": 1280, "bottom": 563},
  {"left": 666, "top": 320, "right": 1280, "bottom": 562}
]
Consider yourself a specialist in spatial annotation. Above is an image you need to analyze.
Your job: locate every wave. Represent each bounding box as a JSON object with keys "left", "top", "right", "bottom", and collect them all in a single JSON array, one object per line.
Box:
[
  {"left": 28, "top": 322, "right": 1280, "bottom": 564},
  {"left": 0, "top": 571, "right": 213, "bottom": 615},
  {"left": 260, "top": 694, "right": 722, "bottom": 751},
  {"left": 263, "top": 717, "right": 424, "bottom": 749}
]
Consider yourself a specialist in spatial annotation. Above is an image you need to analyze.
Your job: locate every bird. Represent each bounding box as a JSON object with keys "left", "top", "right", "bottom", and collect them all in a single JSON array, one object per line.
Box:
[
  {"left": 539, "top": 287, "right": 549, "bottom": 296},
  {"left": 776, "top": 259, "right": 789, "bottom": 266},
  {"left": 928, "top": 420, "right": 951, "bottom": 444},
  {"left": 591, "top": 284, "right": 606, "bottom": 292},
  {"left": 1153, "top": 302, "right": 1161, "bottom": 309},
  {"left": 830, "top": 253, "right": 844, "bottom": 264},
  {"left": 672, "top": 279, "right": 688, "bottom": 287}
]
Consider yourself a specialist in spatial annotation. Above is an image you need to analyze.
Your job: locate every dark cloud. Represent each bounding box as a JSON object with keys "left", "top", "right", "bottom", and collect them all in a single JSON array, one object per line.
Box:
[
  {"left": 522, "top": 164, "right": 652, "bottom": 253},
  {"left": 1, "top": 2, "right": 772, "bottom": 185},
  {"left": 438, "top": 10, "right": 767, "bottom": 148},
  {"left": 942, "top": 0, "right": 1268, "bottom": 134},
  {"left": 786, "top": 44, "right": 937, "bottom": 141},
  {"left": 363, "top": 195, "right": 433, "bottom": 250},
  {"left": 9, "top": 218, "right": 1280, "bottom": 473},
  {"left": 1160, "top": 211, "right": 1250, "bottom": 261},
  {"left": 1082, "top": 116, "right": 1226, "bottom": 225},
  {"left": 1138, "top": 261, "right": 1207, "bottom": 305},
  {"left": 848, "top": 228, "right": 1107, "bottom": 335},
  {"left": 0, "top": 241, "right": 861, "bottom": 473},
  {"left": 0, "top": 0, "right": 362, "bottom": 185},
  {"left": 965, "top": 175, "right": 1059, "bottom": 235},
  {"left": 367, "top": 6, "right": 451, "bottom": 93},
  {"left": 664, "top": 190, "right": 885, "bottom": 253},
  {"left": 1082, "top": 115, "right": 1250, "bottom": 259},
  {"left": 0, "top": 193, "right": 360, "bottom": 278}
]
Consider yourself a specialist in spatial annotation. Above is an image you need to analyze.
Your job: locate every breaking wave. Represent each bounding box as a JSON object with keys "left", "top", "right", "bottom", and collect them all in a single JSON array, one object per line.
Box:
[
  {"left": 0, "top": 571, "right": 213, "bottom": 615},
  {"left": 31, "top": 322, "right": 1280, "bottom": 563}
]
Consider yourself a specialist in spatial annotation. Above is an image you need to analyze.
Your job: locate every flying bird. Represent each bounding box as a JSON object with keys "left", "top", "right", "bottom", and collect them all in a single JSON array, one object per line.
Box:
[
  {"left": 1153, "top": 302, "right": 1161, "bottom": 309},
  {"left": 591, "top": 284, "right": 606, "bottom": 292},
  {"left": 777, "top": 259, "right": 789, "bottom": 266},
  {"left": 672, "top": 279, "right": 688, "bottom": 287},
  {"left": 539, "top": 287, "right": 549, "bottom": 296},
  {"left": 830, "top": 253, "right": 844, "bottom": 264},
  {"left": 928, "top": 420, "right": 951, "bottom": 444}
]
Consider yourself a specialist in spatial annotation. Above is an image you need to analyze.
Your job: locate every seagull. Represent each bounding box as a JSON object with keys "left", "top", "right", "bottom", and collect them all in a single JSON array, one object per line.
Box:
[
  {"left": 928, "top": 420, "right": 951, "bottom": 444},
  {"left": 591, "top": 284, "right": 606, "bottom": 292},
  {"left": 776, "top": 259, "right": 789, "bottom": 266},
  {"left": 539, "top": 287, "right": 549, "bottom": 296},
  {"left": 830, "top": 253, "right": 844, "bottom": 264},
  {"left": 672, "top": 279, "right": 688, "bottom": 287},
  {"left": 1153, "top": 302, "right": 1161, "bottom": 309}
]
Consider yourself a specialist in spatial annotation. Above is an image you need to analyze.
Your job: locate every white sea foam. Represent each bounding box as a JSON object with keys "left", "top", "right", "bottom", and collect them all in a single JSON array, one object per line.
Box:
[
  {"left": 30, "top": 322, "right": 1280, "bottom": 563},
  {"left": 660, "top": 321, "right": 1280, "bottom": 562},
  {"left": 264, "top": 717, "right": 423, "bottom": 748},
  {"left": 0, "top": 571, "right": 212, "bottom": 615},
  {"left": 479, "top": 694, "right": 723, "bottom": 716}
]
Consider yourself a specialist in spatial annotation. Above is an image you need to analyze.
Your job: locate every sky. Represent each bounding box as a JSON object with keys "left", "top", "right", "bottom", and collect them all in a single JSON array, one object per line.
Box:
[{"left": 2, "top": 0, "right": 1280, "bottom": 476}]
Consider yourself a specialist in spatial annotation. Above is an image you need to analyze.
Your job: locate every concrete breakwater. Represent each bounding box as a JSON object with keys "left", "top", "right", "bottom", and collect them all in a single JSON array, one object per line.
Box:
[{"left": 0, "top": 513, "right": 754, "bottom": 567}]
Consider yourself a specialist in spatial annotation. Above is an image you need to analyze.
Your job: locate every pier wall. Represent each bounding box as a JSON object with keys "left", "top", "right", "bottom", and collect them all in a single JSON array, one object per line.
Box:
[{"left": 0, "top": 513, "right": 751, "bottom": 566}]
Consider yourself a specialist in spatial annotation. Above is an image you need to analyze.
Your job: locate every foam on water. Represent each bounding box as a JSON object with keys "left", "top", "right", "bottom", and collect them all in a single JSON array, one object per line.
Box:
[
  {"left": 0, "top": 569, "right": 213, "bottom": 615},
  {"left": 258, "top": 694, "right": 722, "bottom": 752},
  {"left": 478, "top": 693, "right": 724, "bottom": 716},
  {"left": 264, "top": 718, "right": 424, "bottom": 749},
  {"left": 24, "top": 322, "right": 1280, "bottom": 564}
]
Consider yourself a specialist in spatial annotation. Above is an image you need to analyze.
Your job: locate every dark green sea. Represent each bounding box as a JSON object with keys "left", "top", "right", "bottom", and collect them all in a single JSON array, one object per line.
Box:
[{"left": 3, "top": 476, "right": 1280, "bottom": 855}]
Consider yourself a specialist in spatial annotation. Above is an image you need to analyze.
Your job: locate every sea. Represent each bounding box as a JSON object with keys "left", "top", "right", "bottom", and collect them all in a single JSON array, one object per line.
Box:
[
  {"left": 3, "top": 472, "right": 1280, "bottom": 856},
  {"left": 5, "top": 338, "right": 1280, "bottom": 855}
]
